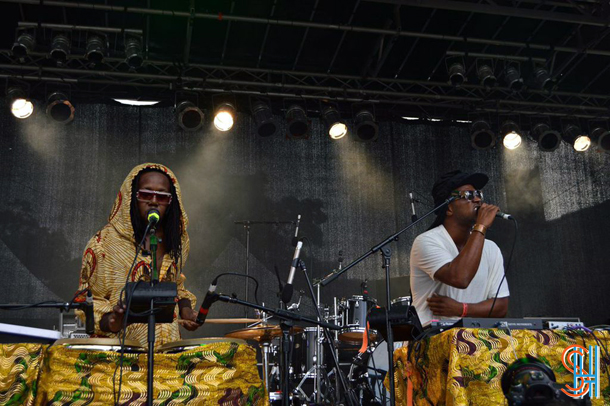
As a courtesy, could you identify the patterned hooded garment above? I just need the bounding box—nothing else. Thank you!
[77,163,197,349]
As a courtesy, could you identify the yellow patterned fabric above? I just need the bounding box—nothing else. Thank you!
[0,344,45,406]
[0,342,267,406]
[388,328,610,406]
[77,163,197,350]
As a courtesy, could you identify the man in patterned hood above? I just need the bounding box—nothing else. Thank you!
[78,163,200,349]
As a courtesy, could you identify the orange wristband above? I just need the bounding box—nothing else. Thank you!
[461,303,468,318]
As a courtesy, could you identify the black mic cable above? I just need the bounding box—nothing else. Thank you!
[487,216,518,317]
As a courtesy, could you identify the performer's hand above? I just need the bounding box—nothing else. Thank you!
[178,307,201,331]
[108,303,127,333]
[427,294,462,317]
[476,203,500,228]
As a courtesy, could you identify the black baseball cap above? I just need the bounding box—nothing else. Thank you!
[428,170,488,229]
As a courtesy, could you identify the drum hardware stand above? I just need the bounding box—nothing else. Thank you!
[234,220,294,319]
[316,196,458,406]
[213,292,341,406]
[302,260,358,406]
[0,300,95,335]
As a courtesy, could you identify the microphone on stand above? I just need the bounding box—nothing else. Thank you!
[291,214,301,246]
[409,192,417,222]
[147,209,160,232]
[281,240,303,305]
[196,279,219,325]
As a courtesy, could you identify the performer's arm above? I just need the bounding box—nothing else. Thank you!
[433,204,499,289]
[427,294,508,318]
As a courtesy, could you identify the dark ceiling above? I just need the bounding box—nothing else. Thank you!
[1,0,610,123]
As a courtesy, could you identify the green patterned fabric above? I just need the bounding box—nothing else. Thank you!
[389,328,610,406]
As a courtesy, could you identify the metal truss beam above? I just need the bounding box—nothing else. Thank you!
[3,0,610,58]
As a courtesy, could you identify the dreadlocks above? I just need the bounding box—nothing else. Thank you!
[130,168,183,265]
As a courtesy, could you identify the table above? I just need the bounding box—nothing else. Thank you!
[0,341,268,405]
[389,328,610,406]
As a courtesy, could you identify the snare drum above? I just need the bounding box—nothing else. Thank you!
[338,295,378,344]
[157,338,247,353]
[53,338,145,353]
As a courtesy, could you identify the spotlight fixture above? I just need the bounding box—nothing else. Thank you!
[85,35,105,64]
[448,62,466,87]
[286,104,309,138]
[477,64,497,88]
[563,124,591,152]
[7,87,34,119]
[46,92,75,124]
[125,36,143,69]
[354,109,378,142]
[50,34,70,62]
[534,67,555,92]
[251,100,277,137]
[11,31,35,57]
[176,101,204,131]
[500,120,522,150]
[531,123,561,152]
[470,119,496,150]
[504,65,523,92]
[591,127,610,154]
[213,102,235,132]
[322,105,347,140]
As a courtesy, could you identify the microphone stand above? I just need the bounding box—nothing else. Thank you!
[298,259,358,406]
[0,301,95,334]
[315,197,458,406]
[147,227,158,406]
[234,220,294,317]
[213,293,340,406]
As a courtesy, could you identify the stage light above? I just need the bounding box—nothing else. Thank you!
[534,67,554,91]
[46,92,75,124]
[125,37,143,69]
[477,64,496,88]
[286,104,309,138]
[11,32,35,57]
[448,62,466,87]
[500,120,522,150]
[86,35,105,64]
[354,109,378,142]
[470,119,496,150]
[251,100,277,137]
[113,99,160,106]
[7,87,34,119]
[322,105,347,140]
[176,101,204,131]
[531,123,561,152]
[591,127,610,154]
[563,124,591,152]
[213,102,235,132]
[50,34,70,62]
[504,66,523,91]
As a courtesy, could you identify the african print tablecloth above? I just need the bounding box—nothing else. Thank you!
[0,341,268,406]
[389,328,610,406]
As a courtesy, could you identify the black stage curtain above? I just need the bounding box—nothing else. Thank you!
[0,104,608,338]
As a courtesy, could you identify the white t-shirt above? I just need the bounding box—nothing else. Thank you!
[410,225,510,326]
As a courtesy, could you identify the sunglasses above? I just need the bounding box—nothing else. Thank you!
[136,189,173,205]
[450,190,484,201]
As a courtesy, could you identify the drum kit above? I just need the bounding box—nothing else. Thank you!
[220,293,413,405]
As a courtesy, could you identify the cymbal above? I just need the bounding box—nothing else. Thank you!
[225,325,304,342]
[204,318,262,324]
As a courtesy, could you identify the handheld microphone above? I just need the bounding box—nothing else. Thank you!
[196,280,219,325]
[281,240,303,304]
[496,211,514,220]
[409,192,417,222]
[84,290,94,335]
[291,214,301,246]
[147,209,160,228]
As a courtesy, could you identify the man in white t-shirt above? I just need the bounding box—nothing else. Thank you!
[410,170,510,327]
